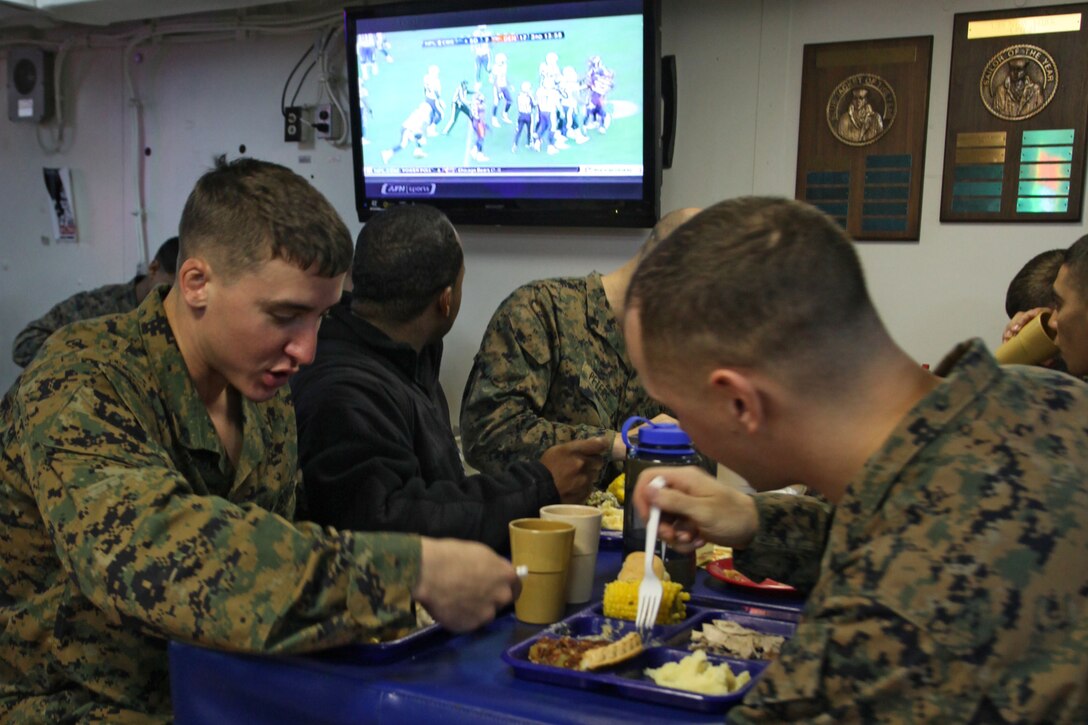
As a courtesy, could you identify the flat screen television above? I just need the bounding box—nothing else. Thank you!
[343,0,662,227]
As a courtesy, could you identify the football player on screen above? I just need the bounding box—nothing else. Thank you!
[443,80,473,136]
[585,55,615,133]
[512,81,535,153]
[357,33,378,81]
[534,81,561,155]
[557,66,588,146]
[539,51,562,91]
[472,25,492,84]
[378,32,393,63]
[381,102,432,164]
[467,90,490,163]
[423,65,444,137]
[489,53,513,128]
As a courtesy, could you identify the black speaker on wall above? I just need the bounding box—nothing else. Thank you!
[7,47,55,123]
[661,54,677,170]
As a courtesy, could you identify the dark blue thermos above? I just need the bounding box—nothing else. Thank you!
[620,416,698,587]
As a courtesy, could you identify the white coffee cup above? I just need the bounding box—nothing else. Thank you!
[539,504,602,604]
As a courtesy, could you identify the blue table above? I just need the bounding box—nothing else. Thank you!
[171,548,805,724]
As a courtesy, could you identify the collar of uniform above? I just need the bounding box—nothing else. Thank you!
[329,298,440,389]
[137,287,275,468]
[585,271,628,362]
[126,274,143,307]
[839,338,1001,519]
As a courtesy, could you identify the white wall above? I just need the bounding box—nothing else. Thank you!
[1,0,1085,415]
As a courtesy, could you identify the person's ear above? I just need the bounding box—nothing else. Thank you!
[177,257,213,310]
[707,368,764,434]
[437,286,453,318]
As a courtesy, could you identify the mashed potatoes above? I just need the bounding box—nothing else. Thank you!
[600,505,623,531]
[643,649,751,695]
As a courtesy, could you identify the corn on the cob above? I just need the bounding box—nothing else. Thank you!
[602,578,689,624]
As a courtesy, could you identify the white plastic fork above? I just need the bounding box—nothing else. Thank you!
[634,476,667,637]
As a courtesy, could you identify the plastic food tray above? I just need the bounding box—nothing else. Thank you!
[706,557,800,594]
[599,528,623,548]
[325,622,446,665]
[502,602,797,712]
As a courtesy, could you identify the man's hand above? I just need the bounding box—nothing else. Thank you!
[412,538,520,633]
[632,466,759,552]
[610,413,679,460]
[540,436,608,503]
[1003,306,1049,343]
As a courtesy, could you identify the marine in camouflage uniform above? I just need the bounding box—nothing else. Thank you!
[11,277,140,367]
[0,288,419,721]
[728,340,1088,722]
[459,272,666,479]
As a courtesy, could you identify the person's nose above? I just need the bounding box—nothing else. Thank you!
[1048,312,1059,339]
[285,322,319,366]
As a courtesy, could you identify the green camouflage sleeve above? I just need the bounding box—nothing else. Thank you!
[729,606,980,723]
[732,493,831,591]
[14,360,419,653]
[730,493,981,723]
[733,346,1088,722]
[12,283,135,367]
[460,286,613,475]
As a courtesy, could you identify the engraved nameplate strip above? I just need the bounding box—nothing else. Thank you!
[967,13,1082,40]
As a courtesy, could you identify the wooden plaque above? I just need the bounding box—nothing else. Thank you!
[795,36,933,242]
[940,4,1088,222]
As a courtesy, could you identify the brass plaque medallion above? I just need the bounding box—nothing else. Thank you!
[826,73,897,146]
[979,44,1058,121]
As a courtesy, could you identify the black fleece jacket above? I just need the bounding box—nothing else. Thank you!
[291,297,558,553]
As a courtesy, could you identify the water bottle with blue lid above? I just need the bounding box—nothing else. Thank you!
[620,416,699,586]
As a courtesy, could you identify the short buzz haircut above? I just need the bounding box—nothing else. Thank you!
[627,197,880,380]
[1005,249,1064,318]
[637,207,701,260]
[1062,234,1088,297]
[351,204,463,323]
[153,237,180,276]
[177,158,352,279]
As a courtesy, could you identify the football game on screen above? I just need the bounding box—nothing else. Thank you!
[356,12,644,191]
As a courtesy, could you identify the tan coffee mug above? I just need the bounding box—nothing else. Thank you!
[995,311,1058,366]
[540,504,603,604]
[509,518,575,624]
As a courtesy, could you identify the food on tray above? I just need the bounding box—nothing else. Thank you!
[607,472,626,503]
[617,551,665,581]
[600,506,623,531]
[705,557,796,591]
[644,649,751,695]
[603,553,690,624]
[695,544,733,568]
[528,632,643,671]
[585,489,618,508]
[416,605,435,628]
[617,551,664,581]
[586,488,623,531]
[690,619,785,660]
[714,566,751,583]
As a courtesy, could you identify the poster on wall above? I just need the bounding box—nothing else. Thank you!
[42,167,77,242]
[940,4,1088,222]
[795,36,933,242]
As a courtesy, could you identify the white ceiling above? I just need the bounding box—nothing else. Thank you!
[0,0,335,28]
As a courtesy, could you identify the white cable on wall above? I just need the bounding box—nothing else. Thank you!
[4,9,344,273]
